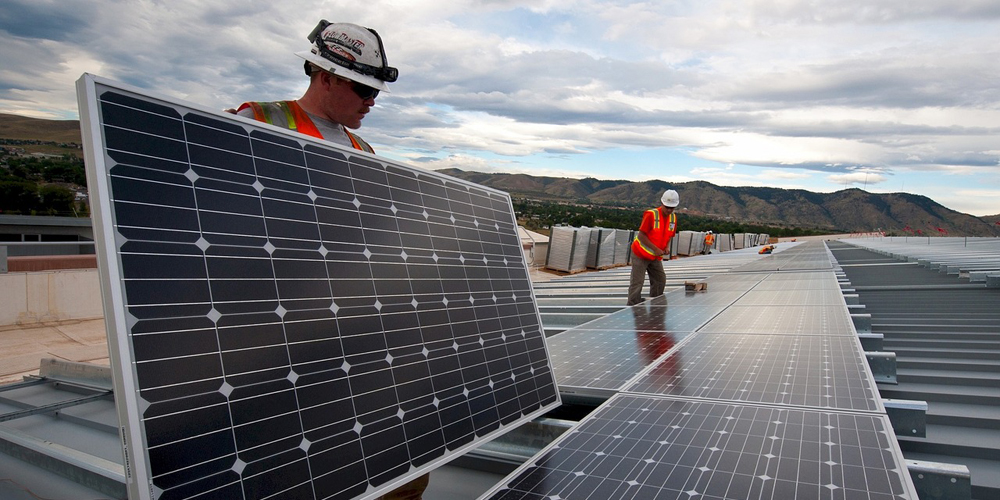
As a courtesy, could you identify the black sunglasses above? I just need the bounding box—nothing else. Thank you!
[351,81,380,100]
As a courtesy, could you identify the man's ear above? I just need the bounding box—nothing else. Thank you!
[321,71,341,90]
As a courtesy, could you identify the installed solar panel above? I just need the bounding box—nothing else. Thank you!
[733,289,846,307]
[481,394,917,500]
[750,279,843,292]
[661,289,749,307]
[77,75,559,500]
[572,300,720,333]
[623,334,881,412]
[548,327,691,400]
[698,305,856,336]
[759,271,840,282]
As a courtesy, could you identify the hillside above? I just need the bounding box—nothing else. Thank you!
[438,169,998,237]
[2,113,995,236]
[0,113,82,143]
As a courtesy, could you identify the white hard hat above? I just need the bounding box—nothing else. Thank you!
[661,189,680,207]
[296,20,398,92]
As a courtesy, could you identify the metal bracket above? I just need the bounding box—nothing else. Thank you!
[987,274,1000,288]
[857,332,883,351]
[851,313,872,333]
[842,293,859,305]
[866,351,897,384]
[883,398,926,437]
[906,460,971,500]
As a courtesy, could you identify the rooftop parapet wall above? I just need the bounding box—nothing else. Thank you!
[0,268,103,326]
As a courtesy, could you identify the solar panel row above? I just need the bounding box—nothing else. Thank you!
[484,242,916,499]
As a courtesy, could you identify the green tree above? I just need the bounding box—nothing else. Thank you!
[0,180,39,214]
[38,184,76,215]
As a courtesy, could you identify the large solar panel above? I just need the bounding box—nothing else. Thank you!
[481,394,917,500]
[623,334,881,412]
[77,74,559,500]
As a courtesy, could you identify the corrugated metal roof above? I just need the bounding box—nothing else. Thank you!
[830,238,1000,500]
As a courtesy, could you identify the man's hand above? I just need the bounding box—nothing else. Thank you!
[636,231,665,257]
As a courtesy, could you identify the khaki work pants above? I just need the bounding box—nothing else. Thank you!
[628,254,665,306]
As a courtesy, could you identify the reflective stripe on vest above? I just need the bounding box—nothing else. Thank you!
[631,208,676,260]
[236,100,373,153]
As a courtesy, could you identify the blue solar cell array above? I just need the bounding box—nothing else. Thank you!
[485,241,916,499]
[78,75,560,500]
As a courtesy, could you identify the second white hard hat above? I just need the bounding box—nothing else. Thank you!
[661,189,680,207]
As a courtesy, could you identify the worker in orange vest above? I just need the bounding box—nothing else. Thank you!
[703,231,715,254]
[235,20,398,154]
[628,190,679,306]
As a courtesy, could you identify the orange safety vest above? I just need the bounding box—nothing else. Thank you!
[705,234,715,246]
[631,207,677,261]
[236,100,374,153]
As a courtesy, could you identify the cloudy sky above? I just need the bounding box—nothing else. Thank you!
[2,0,998,216]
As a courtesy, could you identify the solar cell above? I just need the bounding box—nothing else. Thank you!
[623,334,881,411]
[481,394,917,500]
[78,75,559,500]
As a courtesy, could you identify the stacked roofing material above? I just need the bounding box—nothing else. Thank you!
[585,228,618,269]
[550,225,771,273]
[718,233,733,252]
[546,226,593,273]
[612,229,633,266]
[675,230,710,256]
[704,233,770,253]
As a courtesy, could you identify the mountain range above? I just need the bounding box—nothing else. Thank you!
[2,113,997,236]
[438,169,1000,237]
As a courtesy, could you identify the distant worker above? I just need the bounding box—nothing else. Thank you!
[627,190,679,306]
[235,20,398,153]
[235,21,427,500]
[703,231,715,254]
[759,244,775,255]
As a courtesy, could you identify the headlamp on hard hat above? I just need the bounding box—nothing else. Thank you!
[307,19,398,83]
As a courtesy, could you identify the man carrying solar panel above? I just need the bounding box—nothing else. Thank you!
[234,20,428,500]
[235,20,397,155]
[627,189,680,306]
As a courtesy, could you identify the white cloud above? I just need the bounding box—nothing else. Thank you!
[935,189,1000,217]
[827,172,888,186]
